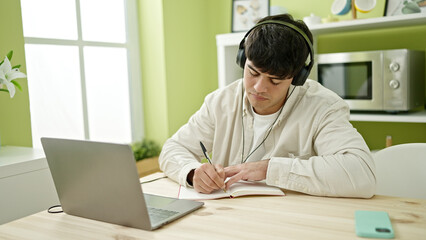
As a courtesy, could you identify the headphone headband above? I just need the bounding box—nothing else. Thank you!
[236,19,314,86]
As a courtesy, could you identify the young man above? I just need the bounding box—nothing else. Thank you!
[159,14,376,198]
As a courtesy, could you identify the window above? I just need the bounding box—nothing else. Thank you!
[20,0,143,148]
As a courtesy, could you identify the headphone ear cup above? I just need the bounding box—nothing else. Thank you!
[291,66,308,86]
[236,48,246,69]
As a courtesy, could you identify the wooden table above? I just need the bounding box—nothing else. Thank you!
[1,172,425,239]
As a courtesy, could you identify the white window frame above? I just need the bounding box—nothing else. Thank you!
[22,0,144,144]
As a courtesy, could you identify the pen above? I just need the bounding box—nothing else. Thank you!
[199,141,213,164]
[199,141,227,193]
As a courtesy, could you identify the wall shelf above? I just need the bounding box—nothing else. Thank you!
[309,13,426,34]
[216,13,426,124]
[217,13,426,46]
[350,110,426,123]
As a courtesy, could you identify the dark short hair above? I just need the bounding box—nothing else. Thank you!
[245,14,313,79]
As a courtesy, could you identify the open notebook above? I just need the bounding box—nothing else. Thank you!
[179,180,285,200]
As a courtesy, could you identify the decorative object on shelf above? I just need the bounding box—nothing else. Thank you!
[131,139,161,161]
[385,135,392,147]
[0,50,26,98]
[322,15,340,23]
[303,13,322,27]
[385,0,426,16]
[331,0,352,15]
[355,0,377,13]
[232,0,270,32]
[331,0,377,19]
[131,139,161,177]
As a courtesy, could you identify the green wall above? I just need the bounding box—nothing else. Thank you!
[138,0,169,144]
[162,0,222,134]
[0,0,32,147]
[139,0,231,144]
[352,122,426,149]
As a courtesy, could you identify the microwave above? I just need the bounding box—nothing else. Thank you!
[316,49,424,112]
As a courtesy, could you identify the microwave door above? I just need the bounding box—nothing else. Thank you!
[317,51,383,111]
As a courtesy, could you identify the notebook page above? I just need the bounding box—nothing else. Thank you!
[178,181,284,200]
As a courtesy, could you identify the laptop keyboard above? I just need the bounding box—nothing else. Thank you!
[148,207,179,223]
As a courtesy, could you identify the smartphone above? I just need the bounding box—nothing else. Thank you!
[355,210,394,239]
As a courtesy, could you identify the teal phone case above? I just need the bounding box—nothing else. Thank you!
[355,210,394,239]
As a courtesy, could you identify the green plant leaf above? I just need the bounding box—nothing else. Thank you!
[131,139,161,161]
[12,64,21,69]
[6,50,13,61]
[0,89,10,93]
[11,80,22,91]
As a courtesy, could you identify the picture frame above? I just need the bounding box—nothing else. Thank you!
[232,0,270,32]
[384,0,426,16]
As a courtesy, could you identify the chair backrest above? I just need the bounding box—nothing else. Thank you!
[374,143,426,199]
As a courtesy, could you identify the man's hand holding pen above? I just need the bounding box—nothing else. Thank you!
[188,160,270,194]
[190,141,227,194]
[192,141,269,194]
[189,163,226,194]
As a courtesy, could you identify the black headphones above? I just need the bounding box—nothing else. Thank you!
[236,20,314,86]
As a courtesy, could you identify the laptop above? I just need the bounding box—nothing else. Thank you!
[41,137,204,231]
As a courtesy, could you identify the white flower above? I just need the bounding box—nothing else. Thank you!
[0,56,26,98]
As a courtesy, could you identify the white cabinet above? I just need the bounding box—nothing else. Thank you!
[215,13,426,123]
[0,146,59,224]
